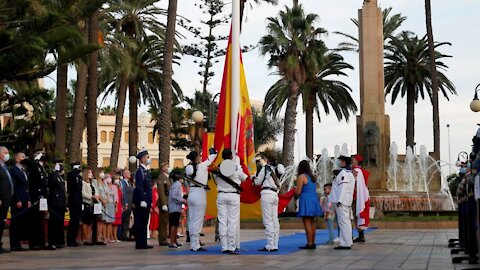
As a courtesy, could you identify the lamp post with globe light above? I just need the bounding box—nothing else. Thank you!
[470,84,480,112]
[192,111,205,153]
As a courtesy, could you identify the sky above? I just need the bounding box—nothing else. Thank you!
[45,0,480,173]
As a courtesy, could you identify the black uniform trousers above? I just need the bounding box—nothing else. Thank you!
[0,204,9,248]
[119,208,132,240]
[48,206,66,246]
[66,206,82,245]
[9,205,29,248]
[29,205,46,248]
[133,206,150,248]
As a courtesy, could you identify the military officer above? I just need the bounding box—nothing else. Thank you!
[66,162,83,247]
[48,158,67,249]
[132,149,153,249]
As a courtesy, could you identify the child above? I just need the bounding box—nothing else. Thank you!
[321,183,335,244]
[168,173,187,248]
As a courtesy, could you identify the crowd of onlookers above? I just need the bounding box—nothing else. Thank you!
[0,146,191,253]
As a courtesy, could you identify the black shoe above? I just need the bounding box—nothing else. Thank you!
[175,242,183,247]
[258,247,270,252]
[222,250,232,254]
[0,247,10,254]
[353,237,365,243]
[299,244,316,250]
[270,249,278,252]
[44,245,56,250]
[334,246,352,250]
[158,242,169,246]
[199,233,205,237]
[136,245,154,249]
[83,242,94,246]
[200,241,205,247]
[11,246,28,252]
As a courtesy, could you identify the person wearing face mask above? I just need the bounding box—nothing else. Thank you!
[9,152,31,252]
[185,149,217,252]
[28,151,51,250]
[156,162,171,246]
[81,169,97,245]
[47,158,67,249]
[105,174,117,242]
[93,170,108,245]
[132,149,153,249]
[113,171,123,242]
[0,146,13,253]
[66,162,83,247]
[119,169,134,241]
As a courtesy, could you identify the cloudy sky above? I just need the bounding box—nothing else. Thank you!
[46,0,479,172]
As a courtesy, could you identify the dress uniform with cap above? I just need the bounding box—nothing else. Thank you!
[214,149,247,254]
[132,149,153,249]
[48,159,66,248]
[331,154,355,250]
[28,153,50,250]
[66,162,83,246]
[185,150,216,251]
[254,157,285,252]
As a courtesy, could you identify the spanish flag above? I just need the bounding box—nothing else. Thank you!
[205,29,263,219]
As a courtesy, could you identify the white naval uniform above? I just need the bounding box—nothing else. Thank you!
[185,154,216,251]
[254,164,285,250]
[215,161,247,252]
[331,168,355,248]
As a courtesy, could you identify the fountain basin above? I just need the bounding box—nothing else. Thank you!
[370,190,454,213]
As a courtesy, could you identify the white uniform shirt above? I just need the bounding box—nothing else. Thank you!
[185,154,217,186]
[331,169,355,206]
[215,161,248,193]
[254,164,285,194]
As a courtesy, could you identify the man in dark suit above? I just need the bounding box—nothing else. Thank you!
[28,152,51,250]
[119,169,134,241]
[9,152,30,251]
[66,162,83,247]
[48,158,66,249]
[132,149,153,249]
[0,146,14,254]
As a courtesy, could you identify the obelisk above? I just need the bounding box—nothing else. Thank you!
[356,0,390,190]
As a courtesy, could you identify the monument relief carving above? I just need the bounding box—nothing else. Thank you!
[364,122,379,167]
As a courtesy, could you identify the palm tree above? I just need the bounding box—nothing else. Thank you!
[158,0,178,165]
[259,5,325,165]
[384,32,455,150]
[264,51,357,159]
[334,7,406,52]
[86,11,100,172]
[240,0,278,30]
[252,108,283,151]
[104,0,180,170]
[425,0,441,161]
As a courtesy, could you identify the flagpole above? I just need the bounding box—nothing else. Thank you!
[231,0,241,158]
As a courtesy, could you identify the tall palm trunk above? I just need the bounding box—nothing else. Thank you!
[129,83,139,172]
[425,0,440,161]
[109,73,128,169]
[406,87,415,150]
[55,62,68,159]
[293,0,299,7]
[158,0,178,165]
[68,25,88,164]
[305,89,314,160]
[86,12,100,172]
[282,81,299,166]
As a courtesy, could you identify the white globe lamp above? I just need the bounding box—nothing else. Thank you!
[192,111,204,124]
[128,156,137,164]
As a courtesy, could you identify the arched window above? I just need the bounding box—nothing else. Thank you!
[148,132,154,144]
[124,131,129,144]
[109,131,114,142]
[100,131,107,143]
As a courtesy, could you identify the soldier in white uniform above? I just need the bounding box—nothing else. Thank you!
[331,155,355,250]
[213,149,247,254]
[254,154,285,252]
[185,149,217,251]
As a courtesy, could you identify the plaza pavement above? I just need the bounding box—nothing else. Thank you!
[0,228,475,270]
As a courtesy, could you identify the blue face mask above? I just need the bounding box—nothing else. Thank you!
[459,167,467,174]
[467,162,471,169]
[335,160,341,167]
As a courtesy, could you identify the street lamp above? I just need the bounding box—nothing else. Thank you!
[192,111,205,153]
[470,84,480,112]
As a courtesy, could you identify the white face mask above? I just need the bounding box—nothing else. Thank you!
[106,178,112,184]
[3,153,10,162]
[167,168,172,174]
[146,158,152,165]
[99,172,106,179]
[114,179,120,185]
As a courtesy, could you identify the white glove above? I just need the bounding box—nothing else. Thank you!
[140,201,147,208]
[161,205,168,212]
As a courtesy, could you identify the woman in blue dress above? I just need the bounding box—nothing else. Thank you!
[295,160,322,249]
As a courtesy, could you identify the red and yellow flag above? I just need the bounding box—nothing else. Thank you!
[204,30,262,219]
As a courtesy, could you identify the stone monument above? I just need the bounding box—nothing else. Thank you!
[356,0,390,190]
